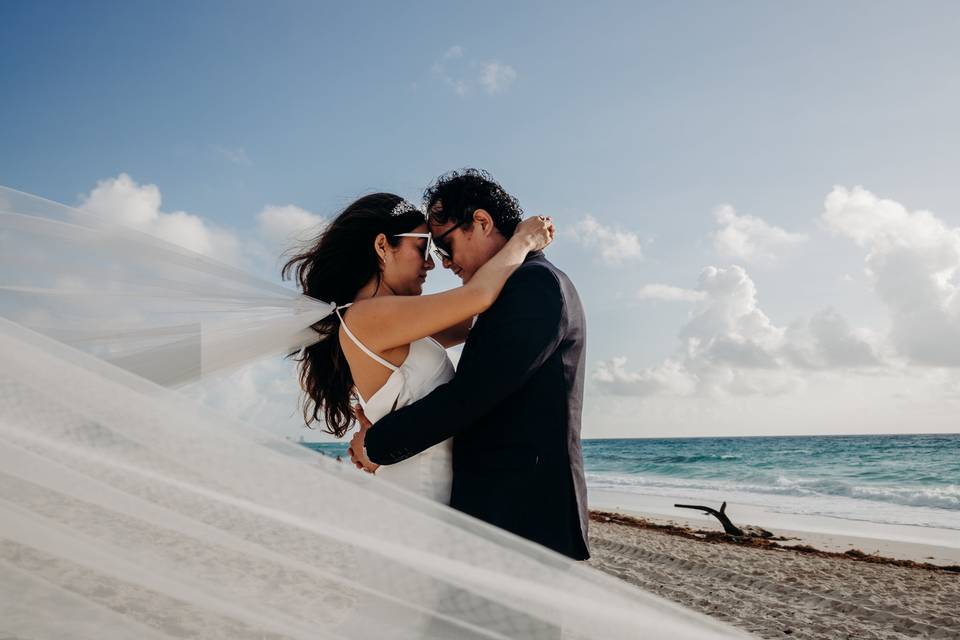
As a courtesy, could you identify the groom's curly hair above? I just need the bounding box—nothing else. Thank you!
[423,168,523,237]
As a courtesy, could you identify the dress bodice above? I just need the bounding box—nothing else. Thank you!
[357,336,453,423]
[353,334,455,503]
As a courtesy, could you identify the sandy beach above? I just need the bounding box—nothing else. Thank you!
[588,509,960,639]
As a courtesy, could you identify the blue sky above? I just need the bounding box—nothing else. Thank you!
[4,1,960,437]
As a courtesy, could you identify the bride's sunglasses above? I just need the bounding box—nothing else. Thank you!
[393,232,439,262]
[395,220,469,262]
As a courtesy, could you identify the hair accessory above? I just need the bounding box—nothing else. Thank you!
[390,199,425,219]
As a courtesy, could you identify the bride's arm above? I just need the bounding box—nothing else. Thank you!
[346,217,553,353]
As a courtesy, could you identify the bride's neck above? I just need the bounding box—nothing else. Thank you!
[353,276,395,302]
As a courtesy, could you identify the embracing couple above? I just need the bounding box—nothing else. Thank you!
[285,169,589,561]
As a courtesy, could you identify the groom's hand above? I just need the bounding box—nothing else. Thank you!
[347,405,380,474]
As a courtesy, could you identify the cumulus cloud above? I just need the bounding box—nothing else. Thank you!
[569,215,643,265]
[782,309,884,370]
[807,309,883,368]
[680,266,784,368]
[594,265,883,398]
[823,186,960,366]
[257,204,326,251]
[712,204,807,264]
[593,357,697,396]
[79,173,243,265]
[479,62,517,94]
[77,173,327,278]
[637,284,706,302]
[183,356,313,439]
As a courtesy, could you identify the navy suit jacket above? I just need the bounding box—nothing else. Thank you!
[365,252,590,560]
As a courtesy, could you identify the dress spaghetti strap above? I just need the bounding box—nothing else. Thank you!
[334,304,399,372]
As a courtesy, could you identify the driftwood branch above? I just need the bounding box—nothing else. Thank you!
[674,501,775,538]
[674,501,744,536]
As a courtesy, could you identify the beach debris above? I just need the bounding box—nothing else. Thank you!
[590,511,960,573]
[673,501,775,539]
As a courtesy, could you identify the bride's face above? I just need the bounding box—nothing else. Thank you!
[382,223,435,296]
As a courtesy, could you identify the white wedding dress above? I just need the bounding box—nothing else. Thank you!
[337,304,455,503]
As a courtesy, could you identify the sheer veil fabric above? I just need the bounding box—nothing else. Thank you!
[0,186,745,638]
[0,186,333,387]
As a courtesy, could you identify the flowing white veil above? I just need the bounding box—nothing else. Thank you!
[0,186,332,386]
[0,186,744,638]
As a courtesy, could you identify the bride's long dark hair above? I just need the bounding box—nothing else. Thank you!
[282,193,426,437]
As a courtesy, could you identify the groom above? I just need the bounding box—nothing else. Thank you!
[350,169,589,561]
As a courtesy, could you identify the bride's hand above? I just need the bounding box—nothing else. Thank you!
[348,405,379,474]
[513,215,555,253]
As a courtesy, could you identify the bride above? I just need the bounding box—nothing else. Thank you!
[282,193,554,503]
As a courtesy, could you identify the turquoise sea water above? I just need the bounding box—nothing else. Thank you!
[303,433,960,530]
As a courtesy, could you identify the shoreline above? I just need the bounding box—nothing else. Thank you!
[588,510,960,574]
[589,487,960,566]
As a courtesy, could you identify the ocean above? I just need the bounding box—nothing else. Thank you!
[302,433,960,531]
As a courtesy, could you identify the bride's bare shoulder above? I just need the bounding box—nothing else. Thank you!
[340,295,401,332]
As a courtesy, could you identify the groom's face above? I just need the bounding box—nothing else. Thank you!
[428,218,473,282]
[428,205,500,284]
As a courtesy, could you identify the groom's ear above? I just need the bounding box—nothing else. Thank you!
[473,209,496,236]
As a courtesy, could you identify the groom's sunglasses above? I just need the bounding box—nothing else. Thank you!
[430,220,471,262]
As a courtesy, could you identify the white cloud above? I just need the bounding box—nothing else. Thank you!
[594,265,883,399]
[569,215,643,265]
[821,185,950,250]
[77,173,327,279]
[783,308,884,369]
[593,357,697,396]
[823,185,960,366]
[636,284,706,302]
[712,204,807,264]
[79,173,243,266]
[431,46,470,97]
[257,204,326,251]
[807,308,884,368]
[479,62,517,94]
[679,265,784,370]
[430,48,516,97]
[182,356,318,439]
